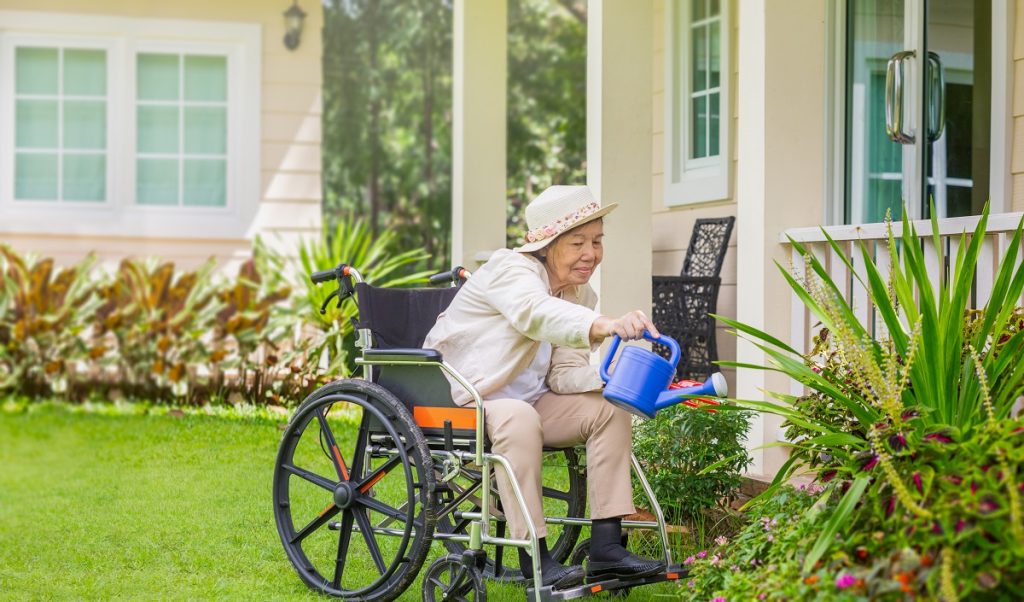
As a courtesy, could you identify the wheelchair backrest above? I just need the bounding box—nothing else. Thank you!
[352,282,475,440]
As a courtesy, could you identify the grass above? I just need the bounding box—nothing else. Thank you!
[0,402,685,601]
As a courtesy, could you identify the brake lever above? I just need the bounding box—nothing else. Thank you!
[319,289,340,315]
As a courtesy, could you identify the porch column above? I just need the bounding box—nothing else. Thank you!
[451,0,507,267]
[587,0,653,319]
[736,0,826,478]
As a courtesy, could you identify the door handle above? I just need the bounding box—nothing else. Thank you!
[926,51,945,142]
[885,50,915,144]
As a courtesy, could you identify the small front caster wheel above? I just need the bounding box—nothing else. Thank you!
[422,554,486,602]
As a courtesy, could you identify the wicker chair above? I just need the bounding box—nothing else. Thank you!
[651,216,735,380]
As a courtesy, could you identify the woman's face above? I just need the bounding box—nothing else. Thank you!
[542,219,604,293]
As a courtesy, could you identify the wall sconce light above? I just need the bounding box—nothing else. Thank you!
[283,0,307,51]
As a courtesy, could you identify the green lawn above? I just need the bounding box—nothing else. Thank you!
[0,403,681,600]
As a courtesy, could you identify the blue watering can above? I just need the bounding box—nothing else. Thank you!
[600,331,728,419]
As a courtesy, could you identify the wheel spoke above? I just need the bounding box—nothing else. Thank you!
[316,407,351,481]
[290,503,340,544]
[349,414,371,478]
[352,507,387,574]
[542,486,572,502]
[282,463,336,492]
[355,443,413,492]
[358,495,410,523]
[332,510,355,588]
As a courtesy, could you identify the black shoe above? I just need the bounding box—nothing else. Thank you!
[527,563,585,589]
[586,552,665,580]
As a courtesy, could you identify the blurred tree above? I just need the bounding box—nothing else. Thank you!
[320,0,586,265]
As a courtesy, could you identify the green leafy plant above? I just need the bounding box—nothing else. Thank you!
[93,258,222,400]
[0,245,101,396]
[632,404,754,523]
[292,215,432,380]
[713,206,1024,598]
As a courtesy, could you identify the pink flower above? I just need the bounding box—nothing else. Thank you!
[712,598,727,602]
[710,554,721,566]
[758,594,767,601]
[888,432,908,451]
[687,581,695,589]
[835,574,857,589]
[714,535,728,547]
[697,550,707,559]
[859,454,879,472]
[683,556,696,565]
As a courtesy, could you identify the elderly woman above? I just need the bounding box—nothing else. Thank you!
[423,185,665,588]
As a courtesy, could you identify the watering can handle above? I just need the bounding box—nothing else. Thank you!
[599,331,681,383]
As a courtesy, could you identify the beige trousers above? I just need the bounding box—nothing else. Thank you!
[484,390,636,540]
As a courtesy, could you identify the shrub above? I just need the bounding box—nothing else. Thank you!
[716,206,1024,598]
[0,246,101,396]
[632,403,754,523]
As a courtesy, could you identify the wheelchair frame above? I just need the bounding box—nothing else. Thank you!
[274,264,685,601]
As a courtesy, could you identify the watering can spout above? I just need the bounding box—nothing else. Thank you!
[654,373,728,411]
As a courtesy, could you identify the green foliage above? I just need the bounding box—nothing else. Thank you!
[0,245,101,395]
[713,206,1024,597]
[294,216,432,379]
[632,404,754,522]
[506,0,587,247]
[321,0,589,256]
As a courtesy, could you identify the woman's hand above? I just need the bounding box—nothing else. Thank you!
[589,310,660,344]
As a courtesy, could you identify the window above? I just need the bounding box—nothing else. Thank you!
[14,46,108,202]
[0,12,260,239]
[664,0,730,206]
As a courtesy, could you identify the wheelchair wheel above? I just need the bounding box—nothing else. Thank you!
[422,554,486,602]
[435,448,586,582]
[273,379,436,600]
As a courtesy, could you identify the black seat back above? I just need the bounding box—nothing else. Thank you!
[352,282,459,349]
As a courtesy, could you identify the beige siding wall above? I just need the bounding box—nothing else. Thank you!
[651,0,738,389]
[0,0,322,271]
[1013,0,1024,210]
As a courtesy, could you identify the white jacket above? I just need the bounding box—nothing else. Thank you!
[423,249,604,406]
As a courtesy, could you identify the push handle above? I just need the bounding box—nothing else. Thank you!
[599,331,681,383]
[428,265,469,286]
[885,50,916,144]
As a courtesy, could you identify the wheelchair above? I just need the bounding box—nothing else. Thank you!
[272,263,686,601]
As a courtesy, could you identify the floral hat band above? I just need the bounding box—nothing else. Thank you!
[512,185,618,253]
[524,201,601,243]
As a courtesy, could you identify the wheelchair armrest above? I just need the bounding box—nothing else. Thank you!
[360,348,443,363]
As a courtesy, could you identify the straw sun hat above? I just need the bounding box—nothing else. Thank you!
[512,185,618,253]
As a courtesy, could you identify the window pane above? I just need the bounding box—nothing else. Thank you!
[137,158,179,205]
[63,154,106,202]
[63,49,106,97]
[184,107,227,154]
[709,92,720,156]
[138,54,180,101]
[15,100,58,149]
[14,153,58,200]
[184,55,227,102]
[709,0,720,17]
[63,101,106,150]
[183,159,226,207]
[710,20,720,89]
[691,95,707,159]
[15,47,58,95]
[692,25,708,92]
[693,0,706,21]
[137,106,179,153]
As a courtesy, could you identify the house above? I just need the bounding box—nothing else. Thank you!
[0,1,323,270]
[448,0,1024,481]
[4,0,1022,482]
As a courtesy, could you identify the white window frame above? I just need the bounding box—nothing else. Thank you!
[664,0,731,207]
[0,11,261,239]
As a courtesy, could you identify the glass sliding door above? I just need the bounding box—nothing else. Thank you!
[844,0,992,224]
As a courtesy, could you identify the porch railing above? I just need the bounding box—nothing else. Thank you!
[779,212,1024,389]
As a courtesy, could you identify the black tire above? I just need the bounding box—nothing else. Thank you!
[422,554,486,602]
[273,379,436,600]
[435,448,586,582]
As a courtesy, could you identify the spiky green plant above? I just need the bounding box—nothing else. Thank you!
[715,205,1024,574]
[291,215,433,379]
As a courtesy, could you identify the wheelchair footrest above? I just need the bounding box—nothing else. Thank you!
[525,565,687,601]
